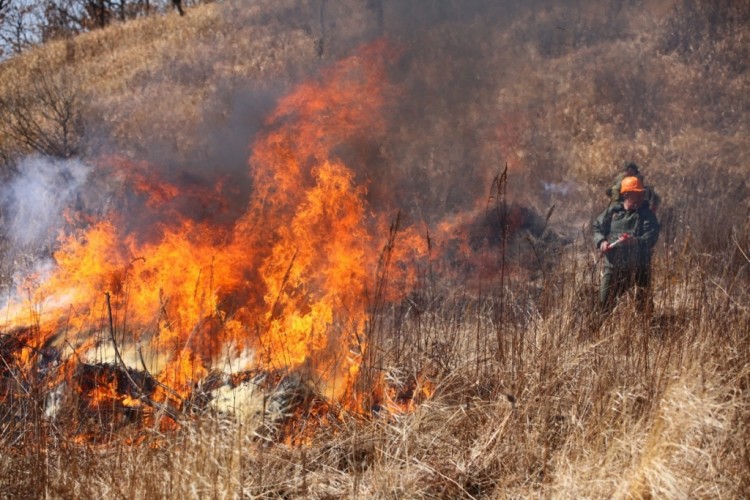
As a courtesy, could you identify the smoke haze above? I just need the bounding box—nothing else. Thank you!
[1,156,90,251]
[1,0,748,286]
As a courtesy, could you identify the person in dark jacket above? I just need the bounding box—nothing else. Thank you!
[593,176,660,312]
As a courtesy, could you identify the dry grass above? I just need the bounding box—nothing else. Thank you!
[1,239,748,498]
[1,0,749,498]
[0,0,320,162]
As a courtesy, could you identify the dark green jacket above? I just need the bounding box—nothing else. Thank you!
[593,202,660,268]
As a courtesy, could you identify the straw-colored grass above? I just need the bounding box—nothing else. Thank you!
[1,0,748,498]
[2,242,748,498]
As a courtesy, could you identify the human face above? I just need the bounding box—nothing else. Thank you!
[622,191,644,209]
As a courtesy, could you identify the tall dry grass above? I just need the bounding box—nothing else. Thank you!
[1,219,748,498]
[0,0,748,497]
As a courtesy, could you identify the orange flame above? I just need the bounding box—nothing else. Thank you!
[2,40,421,421]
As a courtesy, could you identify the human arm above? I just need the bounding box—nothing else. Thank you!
[593,207,612,252]
[636,209,660,250]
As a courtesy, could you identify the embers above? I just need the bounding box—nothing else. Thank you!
[73,362,157,410]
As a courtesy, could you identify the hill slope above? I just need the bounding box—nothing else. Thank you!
[0,0,749,498]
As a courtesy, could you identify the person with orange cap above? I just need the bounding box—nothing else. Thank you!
[593,176,660,313]
[606,162,661,211]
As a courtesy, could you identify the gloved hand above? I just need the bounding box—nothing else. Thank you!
[617,233,636,246]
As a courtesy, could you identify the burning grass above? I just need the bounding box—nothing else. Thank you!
[0,0,749,497]
[1,236,749,498]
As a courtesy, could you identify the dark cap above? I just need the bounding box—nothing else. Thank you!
[623,162,640,174]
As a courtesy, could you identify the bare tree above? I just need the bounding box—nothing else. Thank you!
[317,0,327,57]
[366,0,384,36]
[0,0,10,29]
[0,68,85,159]
[2,0,186,56]
[41,0,86,41]
[84,0,113,29]
[0,1,39,56]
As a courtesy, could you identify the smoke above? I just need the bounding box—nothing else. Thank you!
[1,155,90,253]
[76,0,565,235]
[0,0,745,424]
[3,0,742,269]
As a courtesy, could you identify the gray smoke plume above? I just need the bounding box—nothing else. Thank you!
[1,155,90,253]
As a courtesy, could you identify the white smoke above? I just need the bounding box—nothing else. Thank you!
[1,155,91,252]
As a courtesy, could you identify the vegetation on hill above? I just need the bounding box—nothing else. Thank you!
[0,0,748,497]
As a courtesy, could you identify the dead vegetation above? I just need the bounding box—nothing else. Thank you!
[0,0,748,498]
[1,237,748,498]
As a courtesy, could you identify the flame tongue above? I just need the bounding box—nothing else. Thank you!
[259,161,368,384]
[2,41,407,420]
[227,40,401,401]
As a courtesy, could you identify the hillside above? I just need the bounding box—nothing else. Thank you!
[0,0,749,497]
[1,1,748,220]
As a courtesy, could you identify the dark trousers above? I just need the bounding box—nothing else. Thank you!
[599,265,652,313]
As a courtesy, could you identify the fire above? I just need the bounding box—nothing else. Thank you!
[1,40,437,437]
[370,369,437,416]
[257,161,368,374]
[228,39,404,401]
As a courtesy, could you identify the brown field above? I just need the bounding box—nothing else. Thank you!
[0,0,748,498]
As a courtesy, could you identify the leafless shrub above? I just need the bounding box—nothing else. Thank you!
[661,0,750,75]
[0,67,85,159]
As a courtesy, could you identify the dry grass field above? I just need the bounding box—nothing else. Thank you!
[0,0,748,498]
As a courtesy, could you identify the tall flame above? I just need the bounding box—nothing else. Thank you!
[2,40,409,411]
